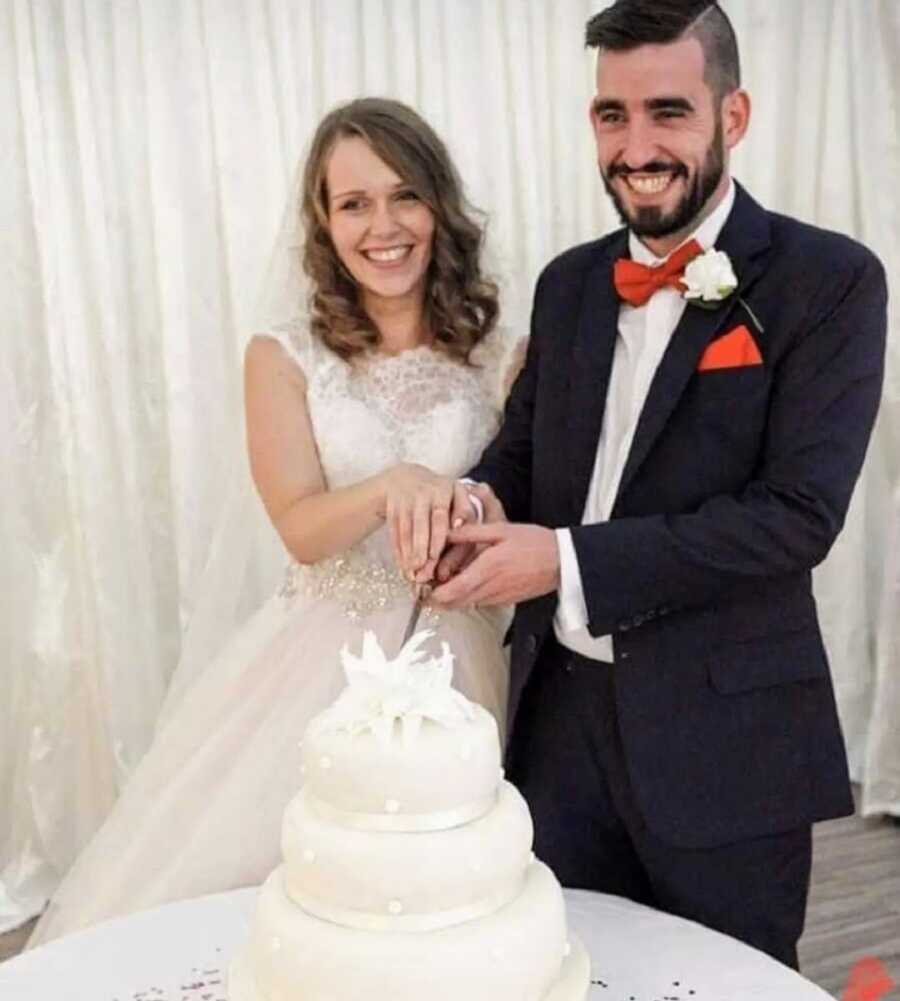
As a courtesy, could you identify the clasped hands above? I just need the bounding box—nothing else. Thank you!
[380,464,560,609]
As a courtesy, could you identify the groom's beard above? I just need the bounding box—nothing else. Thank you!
[602,119,725,238]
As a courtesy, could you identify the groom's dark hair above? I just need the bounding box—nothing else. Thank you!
[585,1,740,103]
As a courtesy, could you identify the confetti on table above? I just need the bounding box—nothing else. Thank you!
[117,957,227,1001]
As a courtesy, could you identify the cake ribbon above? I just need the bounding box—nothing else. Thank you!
[304,790,497,832]
[284,870,526,933]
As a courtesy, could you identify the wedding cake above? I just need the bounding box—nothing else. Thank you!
[229,631,590,1001]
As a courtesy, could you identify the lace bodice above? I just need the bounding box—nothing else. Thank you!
[264,322,521,618]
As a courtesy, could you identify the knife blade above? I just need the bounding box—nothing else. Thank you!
[400,582,432,650]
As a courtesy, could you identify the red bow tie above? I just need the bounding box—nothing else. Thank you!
[613,238,703,307]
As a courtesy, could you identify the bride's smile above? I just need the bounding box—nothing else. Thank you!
[327,136,435,311]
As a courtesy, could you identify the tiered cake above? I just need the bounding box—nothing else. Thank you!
[229,631,590,1001]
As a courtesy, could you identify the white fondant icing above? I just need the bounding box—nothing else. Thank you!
[283,783,532,923]
[544,936,591,1001]
[229,941,590,1001]
[301,704,501,821]
[302,789,497,833]
[244,862,573,1001]
[286,874,525,934]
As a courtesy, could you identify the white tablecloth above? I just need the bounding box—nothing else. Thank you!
[0,887,835,1001]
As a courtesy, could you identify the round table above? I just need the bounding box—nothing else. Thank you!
[0,887,834,1000]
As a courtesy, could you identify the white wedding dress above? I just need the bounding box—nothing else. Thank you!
[28,321,517,947]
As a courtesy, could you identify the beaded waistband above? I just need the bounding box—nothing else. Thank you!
[277,554,440,624]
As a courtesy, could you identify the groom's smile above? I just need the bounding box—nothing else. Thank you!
[622,172,679,195]
[610,160,690,203]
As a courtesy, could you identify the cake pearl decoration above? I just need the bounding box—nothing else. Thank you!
[469,859,483,874]
[563,941,572,957]
[384,798,400,814]
[302,848,316,863]
[491,946,504,961]
[270,936,282,953]
[319,755,332,770]
[387,899,404,915]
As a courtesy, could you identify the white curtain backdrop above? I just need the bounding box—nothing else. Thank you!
[2,0,898,933]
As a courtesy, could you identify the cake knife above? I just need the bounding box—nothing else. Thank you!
[400,582,432,649]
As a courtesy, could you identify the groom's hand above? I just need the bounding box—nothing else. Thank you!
[432,483,507,585]
[429,522,560,608]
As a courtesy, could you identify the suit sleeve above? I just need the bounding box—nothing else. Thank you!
[571,249,888,637]
[466,272,546,523]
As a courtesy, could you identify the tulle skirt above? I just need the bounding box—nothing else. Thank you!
[27,589,509,947]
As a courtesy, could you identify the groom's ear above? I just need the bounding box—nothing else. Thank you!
[721,89,751,151]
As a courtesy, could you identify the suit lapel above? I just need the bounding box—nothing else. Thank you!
[613,184,772,506]
[568,231,627,521]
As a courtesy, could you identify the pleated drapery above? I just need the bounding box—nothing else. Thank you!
[2,0,898,933]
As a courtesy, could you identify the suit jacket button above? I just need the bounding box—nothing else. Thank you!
[619,650,631,661]
[527,633,538,653]
[618,621,631,632]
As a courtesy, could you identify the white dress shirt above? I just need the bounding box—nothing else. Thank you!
[554,181,736,662]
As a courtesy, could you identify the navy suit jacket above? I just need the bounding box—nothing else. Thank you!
[469,183,887,849]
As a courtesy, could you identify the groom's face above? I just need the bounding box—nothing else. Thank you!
[589,36,732,242]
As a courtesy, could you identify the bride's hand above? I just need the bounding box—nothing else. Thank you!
[411,480,483,584]
[379,464,459,581]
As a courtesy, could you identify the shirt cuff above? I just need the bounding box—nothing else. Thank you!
[555,528,589,632]
[458,479,484,523]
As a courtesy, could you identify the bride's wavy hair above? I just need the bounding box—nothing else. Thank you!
[301,97,499,362]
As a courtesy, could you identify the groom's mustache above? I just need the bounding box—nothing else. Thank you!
[607,161,689,179]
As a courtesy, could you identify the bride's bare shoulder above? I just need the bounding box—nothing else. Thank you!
[245,332,308,389]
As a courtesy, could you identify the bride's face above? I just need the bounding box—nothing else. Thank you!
[326,136,435,310]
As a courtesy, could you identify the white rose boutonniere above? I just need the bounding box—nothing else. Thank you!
[681,248,738,309]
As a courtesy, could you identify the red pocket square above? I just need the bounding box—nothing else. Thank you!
[697,325,763,371]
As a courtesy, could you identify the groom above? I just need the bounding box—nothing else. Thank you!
[429,0,887,970]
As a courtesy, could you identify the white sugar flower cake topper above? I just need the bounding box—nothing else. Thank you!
[312,631,475,746]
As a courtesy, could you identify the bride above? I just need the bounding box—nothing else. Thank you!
[28,97,522,946]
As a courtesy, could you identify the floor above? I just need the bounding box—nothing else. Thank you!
[2,802,899,997]
[798,807,900,997]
